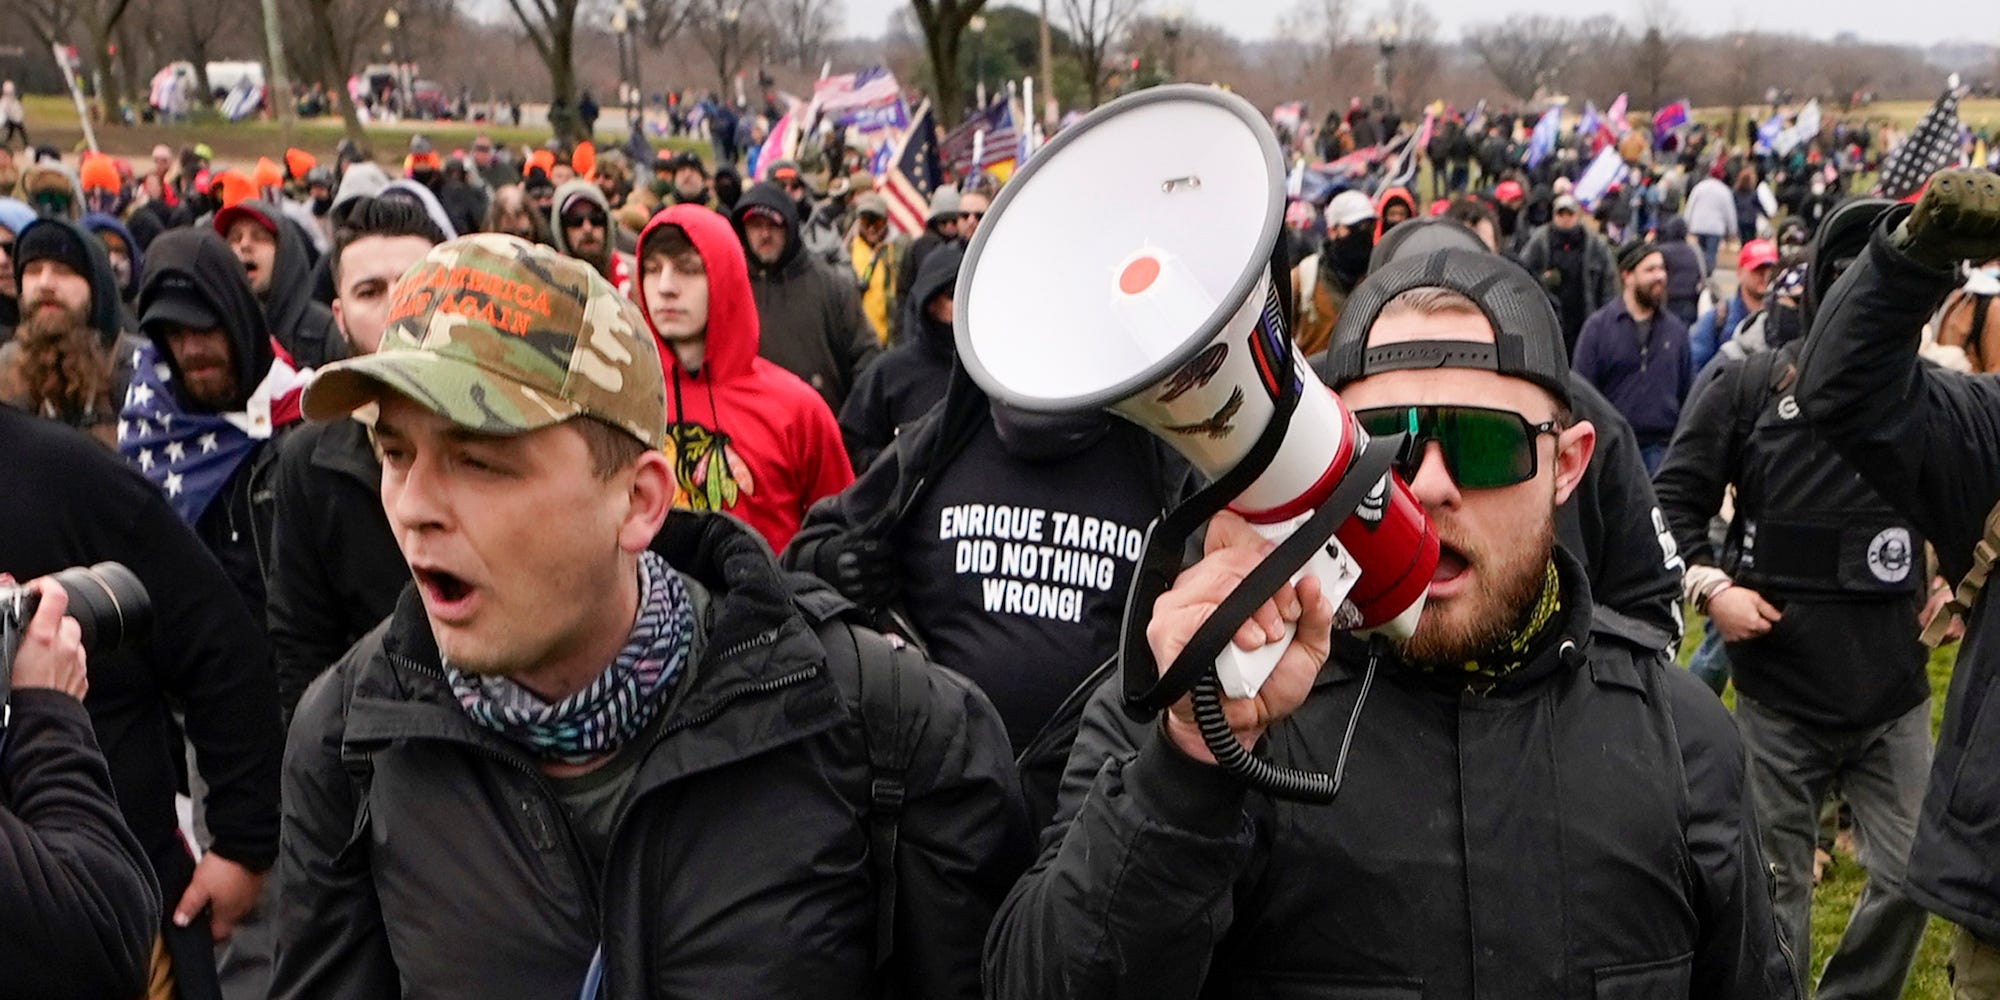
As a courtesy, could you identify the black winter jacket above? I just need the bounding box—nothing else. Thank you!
[732,183,881,411]
[0,690,160,999]
[984,553,1795,1000]
[1794,212,2000,943]
[137,227,293,630]
[0,406,281,939]
[273,511,1030,999]
[836,244,960,471]
[1655,343,1929,730]
[266,417,406,721]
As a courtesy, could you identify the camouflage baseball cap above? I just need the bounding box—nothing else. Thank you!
[303,233,666,448]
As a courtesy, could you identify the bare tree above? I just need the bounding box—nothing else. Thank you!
[1061,0,1147,108]
[1720,30,1768,146]
[688,0,774,98]
[769,0,841,70]
[0,0,78,59]
[287,0,407,156]
[1628,0,1681,111]
[638,0,699,48]
[908,0,988,127]
[161,0,234,106]
[1463,15,1574,102]
[502,0,588,139]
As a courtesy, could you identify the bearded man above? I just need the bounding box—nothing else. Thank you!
[985,249,1794,1000]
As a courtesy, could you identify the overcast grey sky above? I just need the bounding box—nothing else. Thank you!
[842,0,2000,47]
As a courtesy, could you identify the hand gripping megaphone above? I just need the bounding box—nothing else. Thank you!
[955,85,1438,802]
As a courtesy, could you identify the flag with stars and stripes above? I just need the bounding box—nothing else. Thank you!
[1877,86,1964,200]
[117,339,309,525]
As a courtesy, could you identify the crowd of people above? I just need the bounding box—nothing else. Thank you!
[0,76,1999,1000]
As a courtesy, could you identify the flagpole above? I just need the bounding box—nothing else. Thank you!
[1038,0,1055,129]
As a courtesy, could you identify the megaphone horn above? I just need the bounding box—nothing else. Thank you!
[956,85,1440,803]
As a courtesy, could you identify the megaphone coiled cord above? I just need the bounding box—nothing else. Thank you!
[1188,635,1382,805]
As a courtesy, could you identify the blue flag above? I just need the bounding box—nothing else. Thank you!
[1526,106,1562,169]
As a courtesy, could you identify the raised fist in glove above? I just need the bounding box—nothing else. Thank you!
[828,537,899,609]
[1892,168,2000,270]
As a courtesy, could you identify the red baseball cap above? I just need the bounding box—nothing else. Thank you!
[1738,239,1779,272]
[1493,180,1524,203]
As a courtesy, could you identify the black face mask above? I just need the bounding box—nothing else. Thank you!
[1767,301,1805,348]
[311,194,333,215]
[990,400,1113,462]
[1325,227,1374,283]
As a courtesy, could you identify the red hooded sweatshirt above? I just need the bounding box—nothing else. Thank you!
[635,204,853,551]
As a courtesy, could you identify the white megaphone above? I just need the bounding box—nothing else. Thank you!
[955,85,1439,705]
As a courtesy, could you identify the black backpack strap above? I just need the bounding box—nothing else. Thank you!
[850,624,920,984]
[785,570,928,992]
[334,659,376,866]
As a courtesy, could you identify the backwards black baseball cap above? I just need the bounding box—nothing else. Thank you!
[1315,246,1572,409]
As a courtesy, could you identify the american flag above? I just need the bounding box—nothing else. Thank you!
[882,101,942,236]
[1878,85,1965,201]
[117,339,308,525]
[813,67,904,123]
[940,97,1019,180]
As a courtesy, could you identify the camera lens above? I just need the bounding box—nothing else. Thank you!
[48,563,152,655]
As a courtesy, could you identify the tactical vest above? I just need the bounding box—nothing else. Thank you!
[1725,342,1924,599]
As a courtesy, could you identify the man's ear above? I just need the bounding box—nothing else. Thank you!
[1552,420,1596,506]
[617,449,678,554]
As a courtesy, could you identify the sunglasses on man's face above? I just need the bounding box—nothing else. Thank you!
[563,211,608,229]
[1354,405,1559,490]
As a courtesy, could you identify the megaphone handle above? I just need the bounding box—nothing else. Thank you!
[1213,522,1361,699]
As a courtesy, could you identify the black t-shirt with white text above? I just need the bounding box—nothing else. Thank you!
[898,421,1168,751]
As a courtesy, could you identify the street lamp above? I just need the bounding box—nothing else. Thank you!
[1162,9,1185,83]
[721,4,742,98]
[383,8,406,116]
[1373,19,1400,103]
[969,15,988,108]
[623,0,643,122]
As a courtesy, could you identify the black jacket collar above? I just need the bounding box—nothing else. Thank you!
[344,511,847,780]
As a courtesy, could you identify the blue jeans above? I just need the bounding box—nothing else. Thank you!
[1697,234,1723,273]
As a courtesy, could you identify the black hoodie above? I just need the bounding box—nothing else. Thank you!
[218,200,343,369]
[135,227,289,626]
[730,182,880,411]
[837,244,960,471]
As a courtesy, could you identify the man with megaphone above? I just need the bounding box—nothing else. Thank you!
[986,245,1796,1000]
[969,87,1789,999]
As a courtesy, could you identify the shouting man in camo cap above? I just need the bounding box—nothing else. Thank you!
[273,233,1029,999]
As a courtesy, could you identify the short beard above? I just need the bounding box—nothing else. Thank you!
[1399,511,1556,669]
[11,308,111,422]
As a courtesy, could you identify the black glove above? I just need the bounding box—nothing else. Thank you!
[830,537,898,609]
[1891,168,2000,270]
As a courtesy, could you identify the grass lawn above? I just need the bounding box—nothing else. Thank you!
[9,94,702,168]
[1677,611,1960,998]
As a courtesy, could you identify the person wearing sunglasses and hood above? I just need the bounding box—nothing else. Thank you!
[549,180,634,293]
[988,247,1793,1000]
[1655,198,1940,1000]
[730,181,880,412]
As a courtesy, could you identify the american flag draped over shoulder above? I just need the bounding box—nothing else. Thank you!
[117,339,309,525]
[1878,86,1964,200]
